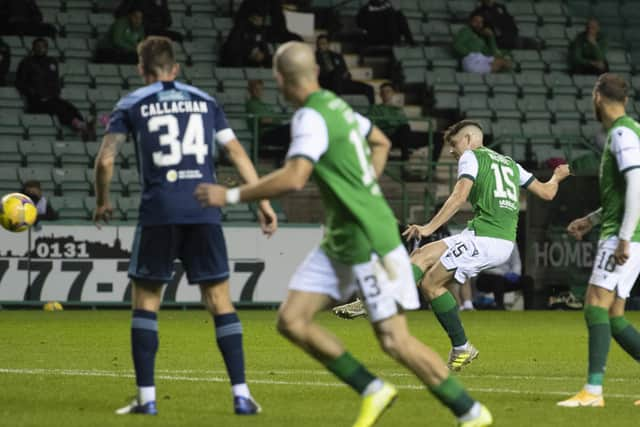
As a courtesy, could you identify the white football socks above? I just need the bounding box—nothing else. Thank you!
[138,386,156,404]
[584,384,603,395]
[453,342,470,351]
[362,378,384,397]
[232,383,251,399]
[458,402,482,422]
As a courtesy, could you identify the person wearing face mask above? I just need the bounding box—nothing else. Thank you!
[20,181,58,223]
[16,38,96,141]
[221,13,272,68]
[94,8,146,64]
[570,18,609,75]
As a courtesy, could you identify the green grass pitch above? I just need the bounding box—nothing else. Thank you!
[0,310,638,426]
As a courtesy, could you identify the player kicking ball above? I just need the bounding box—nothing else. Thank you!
[195,42,493,427]
[402,120,571,371]
[558,73,640,408]
[94,36,277,416]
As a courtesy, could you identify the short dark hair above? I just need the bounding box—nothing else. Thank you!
[32,37,47,48]
[595,73,628,103]
[380,82,393,91]
[443,119,483,143]
[137,36,176,78]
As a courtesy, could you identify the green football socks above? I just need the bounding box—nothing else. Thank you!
[431,292,468,347]
[584,305,611,386]
[610,316,640,361]
[428,375,475,417]
[325,352,377,394]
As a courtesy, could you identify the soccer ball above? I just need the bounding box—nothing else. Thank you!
[43,301,63,311]
[0,193,38,232]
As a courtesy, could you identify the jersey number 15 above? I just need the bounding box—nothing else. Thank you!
[148,114,209,167]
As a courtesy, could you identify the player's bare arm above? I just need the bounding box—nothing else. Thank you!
[567,207,601,240]
[93,132,126,227]
[194,157,314,207]
[525,164,571,201]
[222,138,278,236]
[403,177,474,240]
[367,125,391,178]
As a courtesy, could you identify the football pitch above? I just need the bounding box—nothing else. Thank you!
[1,310,638,427]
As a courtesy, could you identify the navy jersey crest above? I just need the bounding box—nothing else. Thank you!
[107,81,229,225]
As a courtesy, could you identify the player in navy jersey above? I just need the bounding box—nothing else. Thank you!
[93,36,277,416]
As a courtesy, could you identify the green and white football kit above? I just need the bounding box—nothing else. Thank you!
[286,90,420,322]
[441,147,534,284]
[589,116,640,298]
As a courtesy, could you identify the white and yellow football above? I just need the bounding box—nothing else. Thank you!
[0,193,38,232]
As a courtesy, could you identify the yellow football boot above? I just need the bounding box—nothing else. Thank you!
[557,390,605,407]
[458,404,493,427]
[352,382,398,427]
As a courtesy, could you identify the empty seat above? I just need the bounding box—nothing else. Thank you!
[0,138,23,165]
[53,141,90,167]
[424,46,458,69]
[52,167,91,195]
[537,25,569,48]
[508,3,537,23]
[118,195,140,220]
[547,96,581,121]
[18,167,54,189]
[49,195,88,220]
[489,94,519,113]
[56,38,91,60]
[512,50,544,71]
[522,120,552,138]
[88,63,123,87]
[60,60,91,86]
[0,87,25,109]
[19,140,55,165]
[544,72,578,96]
[541,50,569,73]
[0,111,25,136]
[535,2,567,25]
[0,166,19,193]
[551,121,580,137]
[458,94,488,112]
[119,169,141,195]
[21,114,57,139]
[518,95,551,120]
[492,120,523,138]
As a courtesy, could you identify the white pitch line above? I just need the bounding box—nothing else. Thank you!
[0,368,637,400]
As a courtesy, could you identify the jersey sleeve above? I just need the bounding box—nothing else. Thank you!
[516,163,535,188]
[457,150,478,181]
[354,112,372,139]
[105,107,131,135]
[286,107,329,163]
[213,103,237,146]
[610,126,640,173]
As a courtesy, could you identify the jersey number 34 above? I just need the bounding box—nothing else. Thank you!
[149,114,208,167]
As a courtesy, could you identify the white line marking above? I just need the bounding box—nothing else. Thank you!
[0,368,637,399]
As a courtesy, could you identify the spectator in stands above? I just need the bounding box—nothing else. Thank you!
[569,18,609,75]
[114,0,182,42]
[235,0,302,43]
[367,82,412,160]
[316,35,374,104]
[21,180,58,223]
[472,0,539,50]
[220,12,272,68]
[453,13,511,74]
[475,246,534,310]
[0,38,9,86]
[0,0,57,37]
[245,79,289,164]
[356,0,415,46]
[94,8,145,64]
[16,38,96,141]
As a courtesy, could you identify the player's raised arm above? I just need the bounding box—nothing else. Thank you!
[523,163,571,201]
[93,132,126,227]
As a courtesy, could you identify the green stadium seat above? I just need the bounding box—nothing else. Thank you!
[547,96,581,121]
[183,64,215,84]
[56,38,91,60]
[88,13,112,35]
[407,19,425,44]
[492,119,522,138]
[489,94,519,113]
[212,17,234,37]
[215,68,247,89]
[187,0,217,14]
[607,50,631,74]
[424,46,458,69]
[0,138,23,166]
[516,72,548,96]
[544,72,577,96]
[403,67,426,84]
[485,73,517,95]
[575,96,594,116]
[21,114,57,139]
[88,63,123,87]
[0,166,19,193]
[581,121,604,141]
[426,70,457,91]
[522,120,552,139]
[422,21,450,45]
[0,87,25,110]
[52,167,91,196]
[18,167,54,190]
[0,111,25,137]
[516,22,538,40]
[182,41,217,64]
[512,50,545,71]
[459,94,488,112]
[53,141,90,167]
[222,203,256,222]
[50,195,89,220]
[88,88,120,111]
[421,0,449,20]
[117,195,140,221]
[2,36,23,51]
[498,139,527,162]
[61,86,91,111]
[537,25,569,48]
[393,46,424,62]
[398,0,422,19]
[551,121,580,138]
[518,95,552,121]
[447,0,475,21]
[342,95,369,113]
[56,12,92,37]
[60,60,91,86]
[118,64,140,87]
[118,143,136,169]
[19,140,55,165]
[433,91,458,110]
[541,50,569,73]
[244,68,274,82]
[119,169,141,195]
[534,2,567,25]
[509,3,537,23]
[455,72,486,94]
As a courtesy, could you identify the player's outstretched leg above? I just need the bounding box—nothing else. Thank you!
[373,313,492,426]
[558,286,614,408]
[201,282,261,415]
[116,281,162,415]
[278,290,396,427]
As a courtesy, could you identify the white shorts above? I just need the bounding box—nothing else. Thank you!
[441,229,514,284]
[288,245,420,322]
[589,236,640,299]
[462,53,495,74]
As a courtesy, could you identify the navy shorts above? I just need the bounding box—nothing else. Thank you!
[128,223,230,285]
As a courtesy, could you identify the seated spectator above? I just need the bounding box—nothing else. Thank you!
[316,35,374,104]
[94,8,145,64]
[367,83,412,161]
[245,80,289,164]
[21,180,59,223]
[475,246,534,310]
[472,0,540,50]
[0,0,57,37]
[356,0,415,46]
[220,12,272,68]
[453,13,511,74]
[114,0,182,42]
[569,18,609,75]
[235,0,302,43]
[0,38,9,86]
[16,38,96,141]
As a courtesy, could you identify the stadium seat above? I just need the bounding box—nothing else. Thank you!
[88,63,123,87]
[508,3,538,24]
[541,50,570,73]
[60,60,91,86]
[459,94,488,113]
[49,195,89,220]
[547,96,581,121]
[21,114,57,139]
[0,138,23,166]
[18,167,54,190]
[485,73,517,95]
[447,0,475,21]
[117,195,140,221]
[537,25,569,49]
[422,21,450,45]
[424,46,458,69]
[492,119,523,138]
[575,96,594,116]
[52,141,90,167]
[0,111,25,137]
[581,120,604,141]
[183,64,215,84]
[0,87,26,110]
[341,95,369,113]
[518,95,552,121]
[212,17,234,38]
[52,167,91,196]
[88,88,121,111]
[551,120,580,138]
[398,0,422,19]
[403,67,426,84]
[222,203,256,222]
[182,41,218,65]
[56,38,91,60]
[19,140,55,166]
[60,86,91,111]
[544,73,578,96]
[426,70,457,91]
[215,68,247,89]
[393,46,424,64]
[512,50,545,71]
[455,72,486,94]
[421,0,449,21]
[0,166,19,193]
[56,12,92,38]
[88,13,112,36]
[119,169,141,196]
[522,120,552,139]
[515,72,548,96]
[534,2,567,25]
[433,91,458,111]
[118,143,136,169]
[489,94,521,119]
[184,15,216,40]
